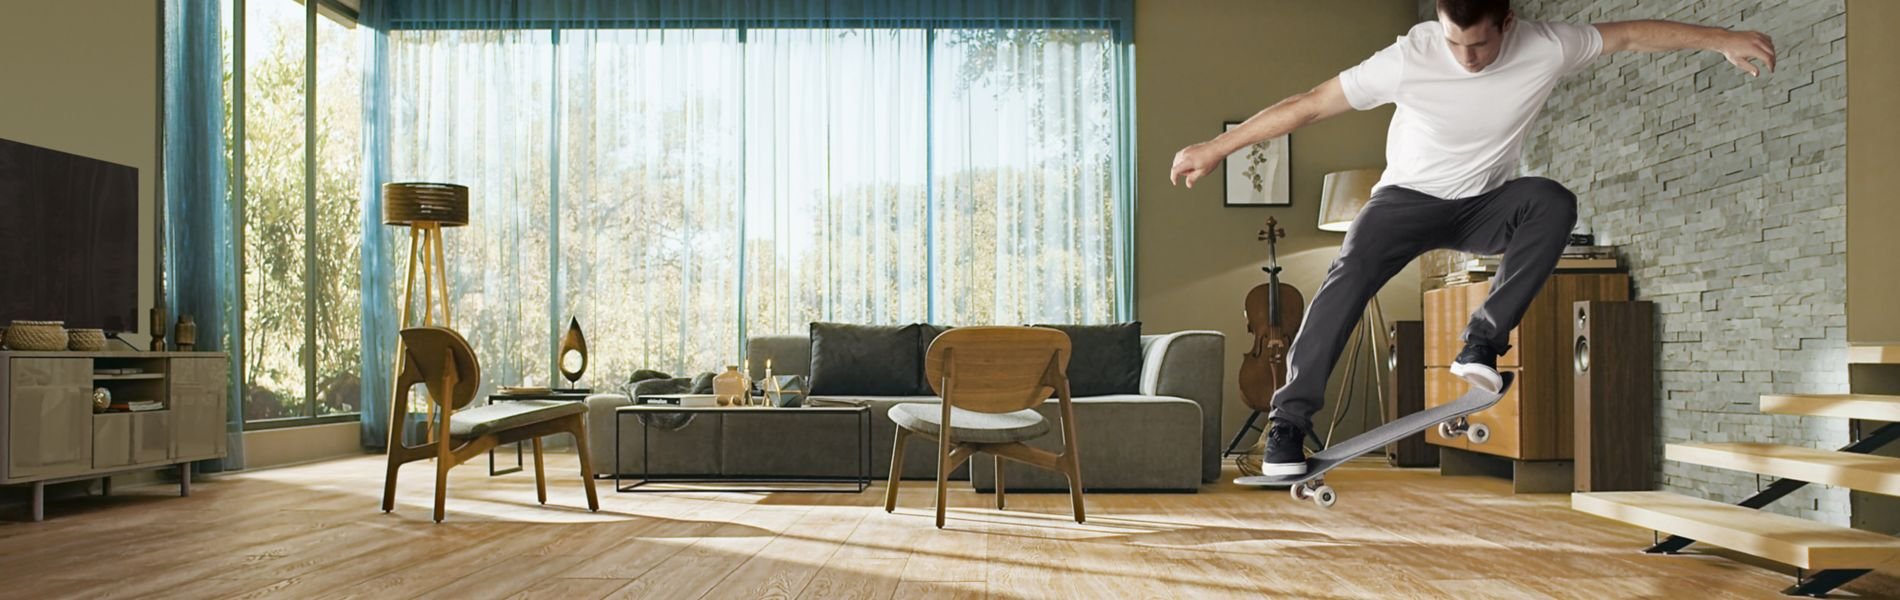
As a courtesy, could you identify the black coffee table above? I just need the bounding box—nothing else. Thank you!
[614,400,870,493]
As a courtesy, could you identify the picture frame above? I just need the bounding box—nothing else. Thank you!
[1222,121,1291,207]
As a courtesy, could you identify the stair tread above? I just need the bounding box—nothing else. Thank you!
[1573,491,1900,570]
[1849,344,1900,364]
[1667,442,1900,496]
[1761,393,1900,421]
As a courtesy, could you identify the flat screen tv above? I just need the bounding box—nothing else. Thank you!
[0,137,139,334]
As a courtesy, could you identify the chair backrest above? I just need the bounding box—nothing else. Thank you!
[397,326,482,411]
[924,326,1070,414]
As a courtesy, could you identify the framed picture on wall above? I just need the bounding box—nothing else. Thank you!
[1222,121,1291,207]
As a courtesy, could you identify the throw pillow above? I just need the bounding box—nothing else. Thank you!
[1030,322,1142,396]
[809,322,923,396]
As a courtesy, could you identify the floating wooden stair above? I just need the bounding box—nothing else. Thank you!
[1762,393,1900,422]
[1573,491,1900,571]
[1848,344,1900,365]
[1667,442,1900,497]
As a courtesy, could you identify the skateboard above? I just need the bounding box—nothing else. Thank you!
[1234,372,1514,508]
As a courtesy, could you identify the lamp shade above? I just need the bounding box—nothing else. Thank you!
[383,182,470,227]
[1317,169,1382,232]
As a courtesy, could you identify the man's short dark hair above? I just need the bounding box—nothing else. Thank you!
[1437,0,1511,30]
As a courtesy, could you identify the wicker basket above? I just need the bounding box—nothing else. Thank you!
[6,321,67,351]
[68,329,106,352]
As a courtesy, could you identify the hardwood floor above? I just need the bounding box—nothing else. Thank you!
[3,452,1898,599]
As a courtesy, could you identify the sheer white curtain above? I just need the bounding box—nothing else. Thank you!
[558,29,745,379]
[743,29,931,336]
[372,22,1129,391]
[932,28,1124,325]
[385,29,554,391]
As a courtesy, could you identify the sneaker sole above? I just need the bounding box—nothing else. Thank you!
[1258,461,1306,477]
[1449,361,1503,393]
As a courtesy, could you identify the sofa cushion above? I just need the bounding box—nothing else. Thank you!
[1031,322,1142,396]
[809,322,923,396]
[890,403,1051,445]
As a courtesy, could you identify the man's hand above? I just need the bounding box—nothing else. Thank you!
[1719,29,1776,77]
[1169,142,1226,188]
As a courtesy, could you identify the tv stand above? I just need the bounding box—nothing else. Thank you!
[0,351,229,521]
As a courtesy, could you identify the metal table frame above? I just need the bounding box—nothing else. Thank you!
[614,401,871,493]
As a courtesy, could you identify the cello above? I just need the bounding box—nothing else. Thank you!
[1239,216,1304,412]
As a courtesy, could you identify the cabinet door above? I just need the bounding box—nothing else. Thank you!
[7,358,93,480]
[1424,367,1464,450]
[133,411,172,464]
[170,357,229,460]
[94,413,133,469]
[1462,367,1524,460]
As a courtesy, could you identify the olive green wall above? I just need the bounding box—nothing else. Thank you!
[1135,0,1421,445]
[1846,0,1900,344]
[0,0,161,348]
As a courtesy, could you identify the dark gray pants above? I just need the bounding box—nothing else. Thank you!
[1269,177,1579,432]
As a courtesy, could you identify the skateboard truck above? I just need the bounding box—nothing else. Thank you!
[1436,417,1492,445]
[1290,479,1338,508]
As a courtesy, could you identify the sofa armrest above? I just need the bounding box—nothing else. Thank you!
[583,393,633,477]
[1139,330,1225,483]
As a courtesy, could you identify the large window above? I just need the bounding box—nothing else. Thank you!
[229,0,365,426]
[379,23,1131,395]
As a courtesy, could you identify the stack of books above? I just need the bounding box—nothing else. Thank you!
[107,400,165,412]
[1445,244,1621,286]
[93,367,144,376]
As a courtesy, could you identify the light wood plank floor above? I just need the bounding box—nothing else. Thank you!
[3,453,1898,599]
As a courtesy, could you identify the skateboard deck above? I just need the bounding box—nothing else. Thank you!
[1235,372,1513,488]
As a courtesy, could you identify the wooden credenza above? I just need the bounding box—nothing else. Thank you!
[1,351,229,520]
[1423,274,1629,463]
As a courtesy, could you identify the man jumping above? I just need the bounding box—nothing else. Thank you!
[1168,0,1775,476]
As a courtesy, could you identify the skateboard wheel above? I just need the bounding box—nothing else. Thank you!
[1290,484,1311,501]
[1313,485,1337,508]
[1469,423,1491,445]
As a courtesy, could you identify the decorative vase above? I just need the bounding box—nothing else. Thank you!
[713,365,749,407]
[558,317,587,390]
[149,306,167,351]
[92,387,112,413]
[176,315,198,351]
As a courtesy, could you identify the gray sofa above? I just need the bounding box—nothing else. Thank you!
[584,330,1224,491]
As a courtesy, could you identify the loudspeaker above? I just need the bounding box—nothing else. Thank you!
[1573,300,1654,492]
[1385,321,1435,467]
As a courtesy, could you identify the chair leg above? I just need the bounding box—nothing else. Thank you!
[994,455,1006,510]
[382,453,402,513]
[572,422,600,512]
[885,427,910,513]
[432,453,451,523]
[1064,449,1086,524]
[532,437,548,505]
[935,434,951,529]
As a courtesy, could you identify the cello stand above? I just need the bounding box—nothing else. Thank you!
[1223,411,1269,458]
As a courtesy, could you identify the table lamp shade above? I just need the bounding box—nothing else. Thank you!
[1317,169,1382,232]
[383,182,470,227]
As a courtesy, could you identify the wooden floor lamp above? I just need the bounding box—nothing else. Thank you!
[383,182,470,444]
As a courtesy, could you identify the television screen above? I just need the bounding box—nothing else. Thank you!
[0,138,139,334]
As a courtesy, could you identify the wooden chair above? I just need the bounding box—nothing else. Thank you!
[381,326,600,522]
[883,326,1084,528]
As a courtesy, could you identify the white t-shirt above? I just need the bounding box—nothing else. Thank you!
[1340,20,1603,199]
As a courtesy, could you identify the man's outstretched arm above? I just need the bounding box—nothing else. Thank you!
[1596,20,1776,76]
[1169,77,1354,188]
